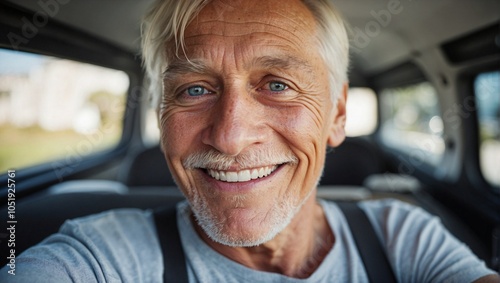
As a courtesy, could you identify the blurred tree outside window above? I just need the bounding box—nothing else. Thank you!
[0,49,129,172]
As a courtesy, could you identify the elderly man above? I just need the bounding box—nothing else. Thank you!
[1,0,498,282]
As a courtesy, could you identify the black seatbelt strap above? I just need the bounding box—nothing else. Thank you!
[337,202,397,283]
[153,206,189,283]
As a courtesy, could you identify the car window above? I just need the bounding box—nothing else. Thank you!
[0,48,129,172]
[475,70,500,189]
[379,81,444,165]
[345,87,377,137]
[144,107,161,145]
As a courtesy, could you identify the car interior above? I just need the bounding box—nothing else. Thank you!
[0,0,499,273]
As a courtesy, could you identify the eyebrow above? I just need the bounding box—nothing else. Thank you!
[253,55,315,74]
[162,55,315,79]
[162,59,210,79]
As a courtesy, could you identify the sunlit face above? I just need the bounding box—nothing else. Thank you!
[159,0,346,247]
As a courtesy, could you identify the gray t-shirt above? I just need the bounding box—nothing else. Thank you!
[1,199,496,282]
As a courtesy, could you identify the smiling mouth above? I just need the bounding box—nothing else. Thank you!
[206,165,279,183]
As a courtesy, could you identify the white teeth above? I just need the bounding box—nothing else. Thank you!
[226,172,238,182]
[238,170,251,182]
[258,167,265,178]
[207,166,278,183]
[251,169,259,179]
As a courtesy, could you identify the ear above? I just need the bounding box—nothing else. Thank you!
[327,83,348,147]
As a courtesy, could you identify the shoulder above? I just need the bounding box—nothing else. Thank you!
[57,208,160,256]
[355,199,496,282]
[359,198,433,232]
[60,208,163,278]
[356,199,442,253]
[61,208,156,237]
[1,208,163,282]
[359,198,425,217]
[321,198,430,233]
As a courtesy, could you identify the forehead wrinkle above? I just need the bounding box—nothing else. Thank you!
[184,35,305,58]
[200,0,316,31]
[185,20,311,48]
[265,10,317,36]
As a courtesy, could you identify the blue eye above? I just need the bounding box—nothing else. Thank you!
[186,86,208,96]
[269,82,287,92]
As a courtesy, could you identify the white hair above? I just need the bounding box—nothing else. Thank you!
[141,0,350,108]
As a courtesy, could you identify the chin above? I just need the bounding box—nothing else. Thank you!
[189,188,312,247]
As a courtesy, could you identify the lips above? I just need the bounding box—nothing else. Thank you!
[207,165,278,182]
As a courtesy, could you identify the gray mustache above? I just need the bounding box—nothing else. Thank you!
[183,149,298,170]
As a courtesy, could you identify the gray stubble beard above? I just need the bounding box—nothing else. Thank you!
[188,184,315,247]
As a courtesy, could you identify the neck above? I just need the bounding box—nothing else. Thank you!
[193,191,335,278]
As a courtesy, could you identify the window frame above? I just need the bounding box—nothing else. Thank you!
[473,70,500,190]
[458,65,500,195]
[372,59,500,231]
[0,2,144,198]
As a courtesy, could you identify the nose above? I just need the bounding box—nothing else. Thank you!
[201,86,268,156]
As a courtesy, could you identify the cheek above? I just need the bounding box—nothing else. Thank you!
[161,112,215,203]
[160,116,185,151]
[159,111,203,182]
[160,108,199,153]
[276,101,331,152]
[273,103,331,185]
